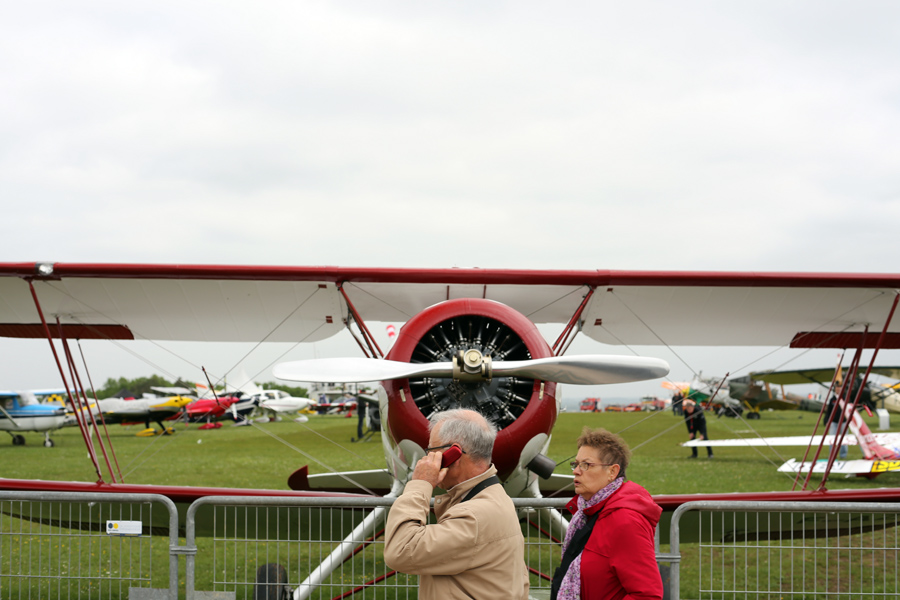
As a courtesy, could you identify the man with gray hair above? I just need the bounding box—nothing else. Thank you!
[384,408,529,599]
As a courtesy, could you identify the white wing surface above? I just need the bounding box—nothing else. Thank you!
[1,264,899,346]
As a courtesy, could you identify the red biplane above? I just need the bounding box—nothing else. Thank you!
[2,263,900,596]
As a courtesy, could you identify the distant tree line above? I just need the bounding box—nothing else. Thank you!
[93,375,307,399]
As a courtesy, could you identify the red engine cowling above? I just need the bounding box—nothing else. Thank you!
[383,298,557,480]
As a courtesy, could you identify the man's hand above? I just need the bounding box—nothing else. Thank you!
[412,451,447,488]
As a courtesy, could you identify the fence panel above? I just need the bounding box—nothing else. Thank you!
[0,491,179,600]
[184,496,572,600]
[669,501,900,600]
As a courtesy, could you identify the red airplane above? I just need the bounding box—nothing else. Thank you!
[2,263,900,597]
[183,395,241,429]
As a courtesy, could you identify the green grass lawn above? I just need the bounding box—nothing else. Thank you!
[2,409,898,599]
[1,409,895,494]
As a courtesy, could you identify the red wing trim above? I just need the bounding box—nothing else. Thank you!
[3,262,900,288]
[0,478,367,504]
[652,487,900,511]
[0,324,134,340]
[791,332,900,349]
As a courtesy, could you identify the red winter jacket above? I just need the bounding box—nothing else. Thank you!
[564,481,663,600]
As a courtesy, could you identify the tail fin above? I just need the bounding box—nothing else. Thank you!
[845,401,897,460]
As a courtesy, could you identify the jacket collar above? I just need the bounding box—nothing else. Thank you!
[441,464,499,503]
[566,481,623,516]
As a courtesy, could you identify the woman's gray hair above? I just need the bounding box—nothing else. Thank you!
[429,409,497,463]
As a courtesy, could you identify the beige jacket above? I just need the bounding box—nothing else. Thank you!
[384,465,530,600]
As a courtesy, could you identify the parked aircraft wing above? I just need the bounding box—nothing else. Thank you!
[751,367,900,385]
[778,458,900,475]
[684,435,839,447]
[754,398,803,411]
[685,432,900,448]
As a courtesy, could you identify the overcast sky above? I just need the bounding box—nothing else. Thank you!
[3,2,900,400]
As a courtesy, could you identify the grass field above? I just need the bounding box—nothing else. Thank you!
[3,409,899,599]
[2,408,896,495]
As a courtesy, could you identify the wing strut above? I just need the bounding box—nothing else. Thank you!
[791,352,844,491]
[798,292,900,490]
[798,332,867,490]
[74,338,124,482]
[26,280,105,483]
[816,292,900,489]
[339,284,384,359]
[552,286,595,356]
[57,320,121,483]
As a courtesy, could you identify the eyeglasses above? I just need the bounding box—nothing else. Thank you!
[425,444,467,454]
[569,460,615,472]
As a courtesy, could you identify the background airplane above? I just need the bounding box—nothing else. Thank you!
[725,374,817,417]
[663,377,744,417]
[73,392,194,436]
[250,389,313,423]
[0,390,69,446]
[746,366,900,413]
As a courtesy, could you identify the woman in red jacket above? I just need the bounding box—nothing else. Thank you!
[551,427,663,600]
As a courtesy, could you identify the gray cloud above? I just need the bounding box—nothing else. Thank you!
[3,1,900,391]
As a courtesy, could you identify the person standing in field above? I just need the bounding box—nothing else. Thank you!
[684,400,713,459]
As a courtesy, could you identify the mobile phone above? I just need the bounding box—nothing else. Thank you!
[440,444,463,468]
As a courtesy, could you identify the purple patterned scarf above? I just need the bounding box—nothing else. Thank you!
[556,477,624,600]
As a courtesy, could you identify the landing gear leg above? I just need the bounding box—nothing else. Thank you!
[43,432,55,447]
[254,563,291,599]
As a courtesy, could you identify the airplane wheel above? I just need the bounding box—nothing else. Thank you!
[43,438,55,448]
[12,435,25,446]
[747,412,761,420]
[254,563,290,599]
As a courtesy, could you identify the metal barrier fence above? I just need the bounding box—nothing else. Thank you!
[0,491,179,600]
[4,491,900,599]
[183,496,571,600]
[667,501,900,600]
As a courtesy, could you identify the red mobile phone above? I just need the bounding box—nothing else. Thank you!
[440,444,463,468]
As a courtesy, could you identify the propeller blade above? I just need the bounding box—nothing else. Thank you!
[274,355,668,385]
[274,358,455,383]
[493,355,669,385]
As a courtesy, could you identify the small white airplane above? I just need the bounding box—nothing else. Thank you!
[0,390,70,447]
[211,371,314,423]
[250,389,314,423]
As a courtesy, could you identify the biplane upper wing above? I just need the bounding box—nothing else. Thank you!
[0,263,899,348]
